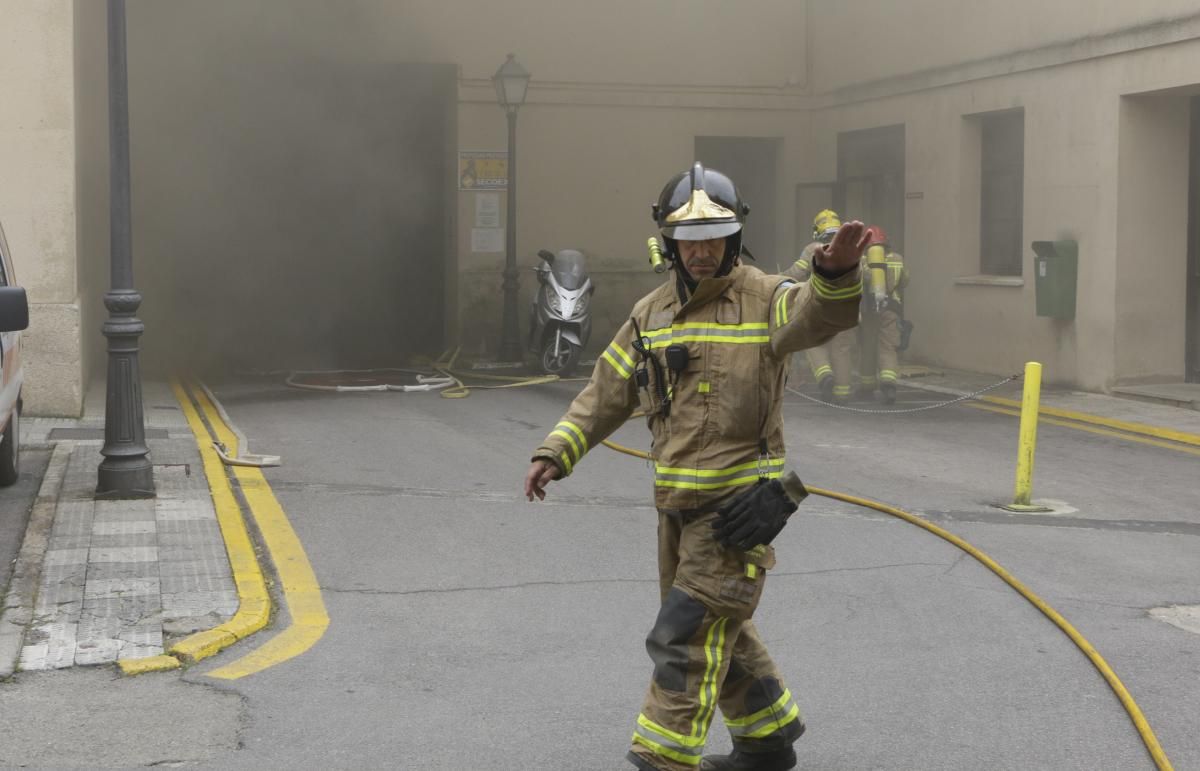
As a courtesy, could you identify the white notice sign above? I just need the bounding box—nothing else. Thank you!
[472,227,505,253]
[475,193,501,228]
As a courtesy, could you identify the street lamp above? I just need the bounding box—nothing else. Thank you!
[492,54,530,362]
[97,0,154,499]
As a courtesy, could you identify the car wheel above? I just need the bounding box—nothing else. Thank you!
[0,401,18,487]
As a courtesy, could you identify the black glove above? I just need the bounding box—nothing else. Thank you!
[711,473,807,550]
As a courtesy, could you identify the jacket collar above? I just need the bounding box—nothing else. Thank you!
[665,264,745,315]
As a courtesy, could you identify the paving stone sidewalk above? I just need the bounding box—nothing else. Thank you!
[3,381,238,673]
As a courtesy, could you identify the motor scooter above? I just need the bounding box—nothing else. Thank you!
[528,249,594,376]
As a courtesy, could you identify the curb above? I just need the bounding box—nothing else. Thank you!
[902,377,1200,447]
[118,654,182,675]
[979,395,1200,447]
[133,380,272,673]
[0,443,72,679]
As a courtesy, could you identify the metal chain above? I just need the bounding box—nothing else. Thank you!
[786,373,1022,415]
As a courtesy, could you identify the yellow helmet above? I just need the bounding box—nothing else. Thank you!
[812,209,841,243]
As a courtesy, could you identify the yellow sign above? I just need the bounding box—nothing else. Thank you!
[459,151,508,190]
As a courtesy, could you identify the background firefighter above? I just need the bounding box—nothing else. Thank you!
[523,164,869,771]
[857,226,910,405]
[784,210,857,405]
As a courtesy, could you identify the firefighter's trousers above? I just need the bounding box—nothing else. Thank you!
[806,328,856,400]
[628,509,805,771]
[857,308,901,390]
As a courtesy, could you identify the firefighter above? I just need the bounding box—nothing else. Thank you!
[523,163,868,771]
[858,226,909,404]
[784,210,856,404]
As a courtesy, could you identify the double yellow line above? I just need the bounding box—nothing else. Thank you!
[966,396,1200,458]
[119,379,328,677]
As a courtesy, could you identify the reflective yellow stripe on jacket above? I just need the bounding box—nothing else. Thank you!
[770,280,801,328]
[643,322,770,348]
[809,273,863,301]
[654,458,785,491]
[602,341,636,380]
[550,420,589,466]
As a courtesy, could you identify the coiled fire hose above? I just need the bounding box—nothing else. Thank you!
[285,347,584,398]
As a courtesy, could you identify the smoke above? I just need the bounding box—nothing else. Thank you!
[120,0,452,377]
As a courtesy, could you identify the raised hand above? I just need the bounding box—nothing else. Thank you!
[818,220,870,274]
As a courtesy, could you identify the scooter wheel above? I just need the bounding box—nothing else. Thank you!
[540,339,580,377]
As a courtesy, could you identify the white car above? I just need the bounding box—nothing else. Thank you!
[0,221,28,486]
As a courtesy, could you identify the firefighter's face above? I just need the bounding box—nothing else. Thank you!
[677,238,726,280]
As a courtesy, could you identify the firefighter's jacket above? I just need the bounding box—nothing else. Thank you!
[782,242,824,283]
[533,263,862,512]
[787,244,908,303]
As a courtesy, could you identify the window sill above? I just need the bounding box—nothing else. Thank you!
[953,275,1025,287]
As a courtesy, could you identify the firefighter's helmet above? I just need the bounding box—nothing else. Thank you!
[653,163,747,243]
[651,163,749,279]
[812,209,842,244]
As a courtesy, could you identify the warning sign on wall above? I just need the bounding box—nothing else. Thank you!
[459,151,508,190]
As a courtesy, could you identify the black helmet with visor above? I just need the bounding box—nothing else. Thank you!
[652,163,748,285]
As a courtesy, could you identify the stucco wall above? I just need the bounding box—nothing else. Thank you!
[75,0,111,397]
[376,0,809,89]
[428,0,813,357]
[803,31,1200,391]
[0,1,81,416]
[454,102,810,358]
[810,0,1200,93]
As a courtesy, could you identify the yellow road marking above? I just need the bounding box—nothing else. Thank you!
[191,382,330,680]
[966,402,1200,458]
[118,654,181,675]
[167,379,271,665]
[980,395,1200,448]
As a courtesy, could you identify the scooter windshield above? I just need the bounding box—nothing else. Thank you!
[551,251,588,290]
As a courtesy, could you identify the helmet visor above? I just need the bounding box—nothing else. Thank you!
[662,220,742,242]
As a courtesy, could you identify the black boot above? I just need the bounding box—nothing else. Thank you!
[880,382,897,405]
[699,746,797,771]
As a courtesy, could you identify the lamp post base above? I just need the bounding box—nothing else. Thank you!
[96,458,155,499]
[97,290,155,499]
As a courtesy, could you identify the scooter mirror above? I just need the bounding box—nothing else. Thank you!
[537,249,555,264]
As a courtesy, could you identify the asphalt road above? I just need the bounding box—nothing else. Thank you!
[186,374,1197,770]
[3,375,1197,770]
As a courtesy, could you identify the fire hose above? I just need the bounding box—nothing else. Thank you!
[599,437,1174,771]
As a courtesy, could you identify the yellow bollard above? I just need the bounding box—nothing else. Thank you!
[1002,361,1052,512]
